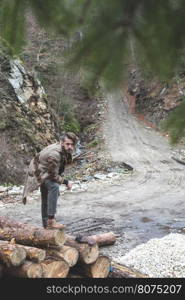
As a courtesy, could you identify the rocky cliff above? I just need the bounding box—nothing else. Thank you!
[0,55,58,184]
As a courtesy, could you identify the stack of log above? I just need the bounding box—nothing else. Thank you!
[0,216,117,278]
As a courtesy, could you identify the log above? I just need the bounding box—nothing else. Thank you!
[46,245,79,267]
[109,262,148,278]
[0,216,30,229]
[0,216,66,246]
[0,226,65,247]
[65,236,99,264]
[75,232,117,246]
[73,256,111,278]
[41,259,69,278]
[0,241,26,267]
[4,260,43,278]
[0,240,46,263]
[16,244,46,263]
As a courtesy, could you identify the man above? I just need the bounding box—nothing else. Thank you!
[22,132,78,229]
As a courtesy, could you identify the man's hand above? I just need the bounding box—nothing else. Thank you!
[66,182,72,190]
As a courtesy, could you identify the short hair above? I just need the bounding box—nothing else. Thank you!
[60,132,78,145]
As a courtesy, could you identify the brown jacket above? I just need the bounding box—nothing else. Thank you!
[22,143,72,203]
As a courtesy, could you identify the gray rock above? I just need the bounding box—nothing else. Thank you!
[94,173,107,180]
[82,176,94,182]
[106,172,119,178]
[8,186,24,195]
[0,186,9,193]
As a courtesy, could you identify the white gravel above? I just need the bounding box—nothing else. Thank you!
[115,233,185,277]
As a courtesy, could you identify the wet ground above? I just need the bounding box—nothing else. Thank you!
[1,90,185,262]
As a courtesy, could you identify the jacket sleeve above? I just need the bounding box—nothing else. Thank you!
[47,156,63,183]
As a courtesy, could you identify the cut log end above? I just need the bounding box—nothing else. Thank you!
[41,259,69,278]
[27,263,43,278]
[35,249,46,263]
[11,247,26,267]
[90,256,111,278]
[54,230,66,246]
[0,242,26,267]
[46,245,79,267]
[72,255,111,278]
[82,243,99,264]
[62,246,79,267]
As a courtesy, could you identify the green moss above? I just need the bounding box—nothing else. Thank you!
[64,117,81,134]
[2,182,14,187]
[84,124,97,134]
[59,99,81,134]
[88,138,101,148]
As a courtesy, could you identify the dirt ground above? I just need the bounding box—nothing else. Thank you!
[2,90,185,262]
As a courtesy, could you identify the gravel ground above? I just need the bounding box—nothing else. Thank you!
[115,233,185,278]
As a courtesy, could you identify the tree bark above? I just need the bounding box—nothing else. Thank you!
[0,216,66,246]
[65,236,99,264]
[0,240,46,263]
[0,226,65,247]
[74,232,117,246]
[15,244,46,263]
[109,262,148,278]
[46,245,79,267]
[41,259,69,278]
[0,216,30,229]
[0,241,26,267]
[4,260,43,278]
[73,256,111,278]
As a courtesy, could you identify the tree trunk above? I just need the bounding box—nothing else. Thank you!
[41,259,69,278]
[0,241,26,267]
[0,216,66,246]
[0,226,65,247]
[109,262,148,278]
[46,245,79,267]
[65,236,99,264]
[0,240,46,263]
[73,256,111,278]
[4,260,43,278]
[15,244,46,263]
[0,216,30,229]
[74,232,117,246]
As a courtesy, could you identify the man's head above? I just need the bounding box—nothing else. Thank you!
[60,132,78,154]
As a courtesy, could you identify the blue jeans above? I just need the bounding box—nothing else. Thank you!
[40,179,60,228]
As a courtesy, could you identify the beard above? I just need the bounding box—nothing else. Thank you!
[62,145,73,154]
[66,148,73,153]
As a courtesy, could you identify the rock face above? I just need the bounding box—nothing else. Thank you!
[126,68,184,128]
[0,55,58,184]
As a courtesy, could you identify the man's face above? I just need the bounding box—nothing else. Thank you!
[61,138,74,153]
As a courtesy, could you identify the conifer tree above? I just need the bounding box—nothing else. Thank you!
[1,0,185,143]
